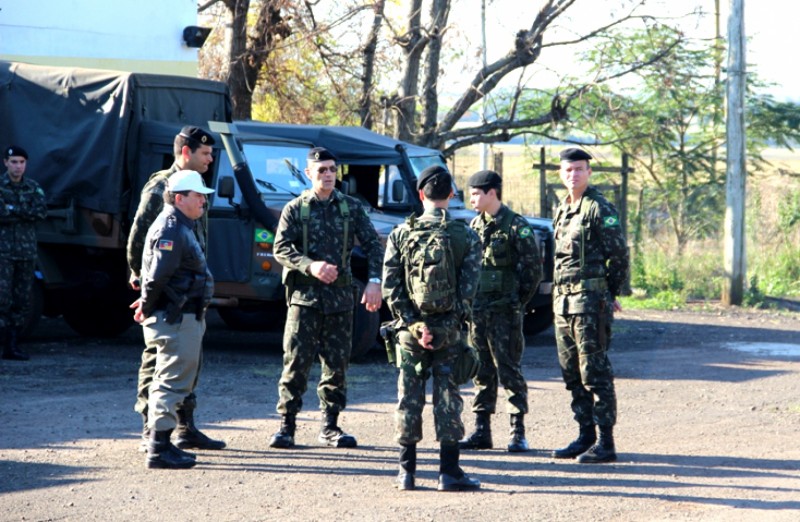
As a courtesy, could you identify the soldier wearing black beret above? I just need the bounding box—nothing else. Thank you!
[460,170,542,453]
[2,144,47,360]
[126,125,225,454]
[550,147,628,464]
[307,146,337,162]
[416,165,450,191]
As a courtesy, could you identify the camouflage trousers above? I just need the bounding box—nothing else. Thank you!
[554,312,617,427]
[276,304,353,416]
[395,330,464,445]
[468,307,528,415]
[0,257,35,331]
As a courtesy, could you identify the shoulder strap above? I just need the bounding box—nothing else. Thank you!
[338,196,350,267]
[300,191,351,267]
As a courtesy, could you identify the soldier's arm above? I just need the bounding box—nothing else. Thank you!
[596,201,629,299]
[351,199,385,280]
[512,215,543,307]
[127,185,164,277]
[273,200,314,276]
[381,229,418,325]
[140,226,184,318]
[457,228,482,319]
[17,182,47,221]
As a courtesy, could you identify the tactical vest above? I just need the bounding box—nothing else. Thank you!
[401,212,468,315]
[553,193,607,294]
[477,209,519,294]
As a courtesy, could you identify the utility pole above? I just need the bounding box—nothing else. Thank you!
[722,0,746,305]
[479,0,489,170]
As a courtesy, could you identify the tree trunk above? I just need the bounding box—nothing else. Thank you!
[419,0,450,147]
[395,0,425,142]
[359,0,386,129]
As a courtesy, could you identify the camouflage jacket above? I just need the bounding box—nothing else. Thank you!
[552,186,629,315]
[470,204,543,311]
[140,205,214,319]
[383,207,481,328]
[0,173,47,259]
[126,164,208,278]
[274,188,384,313]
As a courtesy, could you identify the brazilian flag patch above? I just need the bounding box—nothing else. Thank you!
[518,226,533,238]
[603,215,620,228]
[254,228,275,243]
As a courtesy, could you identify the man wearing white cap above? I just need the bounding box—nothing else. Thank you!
[130,170,216,469]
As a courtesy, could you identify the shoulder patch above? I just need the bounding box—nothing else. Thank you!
[518,226,533,238]
[157,239,174,251]
[603,215,620,228]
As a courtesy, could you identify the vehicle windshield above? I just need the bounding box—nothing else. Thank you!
[242,141,310,197]
[408,155,466,209]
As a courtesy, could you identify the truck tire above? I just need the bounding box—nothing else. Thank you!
[523,305,554,337]
[350,279,380,360]
[63,294,134,338]
[217,302,287,331]
[20,280,44,338]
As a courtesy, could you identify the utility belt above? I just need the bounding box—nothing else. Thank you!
[554,277,607,295]
[477,268,517,294]
[290,271,352,288]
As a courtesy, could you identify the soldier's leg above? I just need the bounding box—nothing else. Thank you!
[491,309,528,415]
[276,304,321,416]
[317,309,357,447]
[9,259,35,330]
[460,313,496,450]
[0,258,13,357]
[394,342,428,447]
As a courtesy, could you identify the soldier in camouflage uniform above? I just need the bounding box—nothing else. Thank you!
[460,170,542,453]
[383,165,482,491]
[126,126,225,452]
[550,148,629,464]
[269,147,383,449]
[1,146,47,361]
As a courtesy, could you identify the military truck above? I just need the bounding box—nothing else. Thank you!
[217,122,555,348]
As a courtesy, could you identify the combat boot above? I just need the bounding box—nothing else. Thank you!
[146,429,197,469]
[577,425,617,464]
[437,441,480,491]
[396,443,416,491]
[2,327,29,361]
[318,412,357,448]
[269,414,296,449]
[552,424,597,459]
[140,414,195,458]
[458,412,492,450]
[175,398,226,450]
[507,413,529,453]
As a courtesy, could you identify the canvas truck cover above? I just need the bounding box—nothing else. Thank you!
[233,122,441,164]
[0,60,231,215]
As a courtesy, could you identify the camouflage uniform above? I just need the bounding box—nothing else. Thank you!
[382,207,481,444]
[273,188,383,416]
[0,172,47,331]
[469,204,542,415]
[127,165,208,420]
[552,186,628,429]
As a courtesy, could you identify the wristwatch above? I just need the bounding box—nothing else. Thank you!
[368,277,381,284]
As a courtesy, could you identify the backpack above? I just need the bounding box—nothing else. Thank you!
[401,212,467,315]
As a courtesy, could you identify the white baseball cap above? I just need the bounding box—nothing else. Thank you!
[167,170,215,194]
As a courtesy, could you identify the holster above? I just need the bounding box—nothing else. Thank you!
[379,319,400,366]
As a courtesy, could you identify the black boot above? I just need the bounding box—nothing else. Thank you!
[147,429,197,469]
[577,425,617,463]
[438,441,480,491]
[397,443,416,491]
[175,397,226,450]
[458,412,492,450]
[507,414,529,453]
[552,424,597,459]
[269,414,296,449]
[318,412,357,448]
[141,414,195,458]
[1,327,29,361]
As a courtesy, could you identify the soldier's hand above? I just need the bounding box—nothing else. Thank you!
[613,299,622,313]
[129,298,145,323]
[417,325,434,350]
[129,272,141,290]
[309,261,339,285]
[361,282,382,312]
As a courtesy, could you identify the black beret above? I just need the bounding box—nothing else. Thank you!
[308,147,337,162]
[416,165,451,191]
[179,125,215,146]
[468,169,502,190]
[559,147,592,162]
[4,145,28,160]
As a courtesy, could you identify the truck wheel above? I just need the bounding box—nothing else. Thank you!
[523,306,554,337]
[63,294,134,337]
[19,280,44,338]
[217,302,287,331]
[350,279,380,360]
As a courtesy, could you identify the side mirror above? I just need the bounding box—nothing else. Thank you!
[392,179,405,202]
[217,176,235,199]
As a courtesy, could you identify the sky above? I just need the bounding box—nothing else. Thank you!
[452,0,795,102]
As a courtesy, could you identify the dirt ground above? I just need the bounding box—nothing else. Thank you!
[1,305,799,522]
